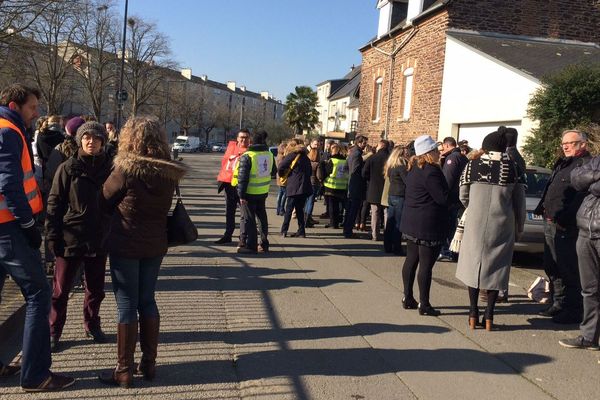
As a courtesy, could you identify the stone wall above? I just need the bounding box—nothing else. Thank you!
[358,11,449,145]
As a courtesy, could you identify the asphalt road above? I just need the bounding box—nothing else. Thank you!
[0,152,596,400]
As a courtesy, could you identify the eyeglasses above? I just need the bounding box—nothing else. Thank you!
[561,140,582,147]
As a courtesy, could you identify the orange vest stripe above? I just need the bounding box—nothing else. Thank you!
[0,118,43,221]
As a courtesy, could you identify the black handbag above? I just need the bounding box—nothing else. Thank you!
[167,185,198,247]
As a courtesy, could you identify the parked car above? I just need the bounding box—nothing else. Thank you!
[514,166,551,252]
[212,143,225,152]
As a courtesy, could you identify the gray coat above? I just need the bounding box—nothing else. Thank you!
[455,182,526,290]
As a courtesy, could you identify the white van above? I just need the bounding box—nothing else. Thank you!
[172,136,200,153]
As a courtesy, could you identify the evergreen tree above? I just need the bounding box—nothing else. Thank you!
[524,64,600,167]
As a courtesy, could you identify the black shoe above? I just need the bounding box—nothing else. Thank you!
[22,372,75,392]
[319,213,329,219]
[0,360,20,377]
[552,310,582,324]
[281,232,287,238]
[86,327,108,343]
[214,236,232,245]
[539,304,563,317]
[237,247,257,254]
[402,297,418,310]
[437,254,454,262]
[418,304,441,316]
[290,232,306,238]
[344,233,357,239]
[305,221,315,228]
[324,224,339,229]
[50,336,60,353]
[559,335,600,350]
[258,244,269,253]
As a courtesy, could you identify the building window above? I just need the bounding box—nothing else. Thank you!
[401,68,414,121]
[373,77,383,121]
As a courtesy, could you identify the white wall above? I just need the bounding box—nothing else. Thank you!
[438,35,541,150]
[316,83,331,136]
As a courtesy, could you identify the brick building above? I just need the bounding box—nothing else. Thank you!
[358,0,600,147]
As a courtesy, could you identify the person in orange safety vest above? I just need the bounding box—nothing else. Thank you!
[214,129,250,244]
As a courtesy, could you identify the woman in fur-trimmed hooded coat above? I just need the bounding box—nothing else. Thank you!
[99,116,187,388]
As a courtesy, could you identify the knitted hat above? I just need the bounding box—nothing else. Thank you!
[76,121,107,147]
[482,131,507,152]
[65,117,85,137]
[414,135,438,156]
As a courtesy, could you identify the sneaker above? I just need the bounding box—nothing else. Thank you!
[559,335,599,350]
[86,327,108,343]
[290,232,306,238]
[22,372,76,392]
[214,236,232,245]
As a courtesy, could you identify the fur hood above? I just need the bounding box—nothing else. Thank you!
[285,143,307,156]
[114,154,187,183]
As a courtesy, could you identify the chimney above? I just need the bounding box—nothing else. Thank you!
[239,85,246,92]
[181,68,192,80]
[200,75,207,81]
[227,81,236,91]
[260,91,269,100]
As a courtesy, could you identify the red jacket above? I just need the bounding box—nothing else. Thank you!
[217,141,248,183]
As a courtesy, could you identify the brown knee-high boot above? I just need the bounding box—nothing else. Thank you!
[99,322,138,388]
[136,317,159,381]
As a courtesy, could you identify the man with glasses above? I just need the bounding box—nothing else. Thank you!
[534,129,591,324]
[215,129,251,245]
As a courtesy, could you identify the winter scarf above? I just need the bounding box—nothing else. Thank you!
[460,151,517,187]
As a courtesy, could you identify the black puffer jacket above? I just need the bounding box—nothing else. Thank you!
[571,155,600,239]
[45,149,113,257]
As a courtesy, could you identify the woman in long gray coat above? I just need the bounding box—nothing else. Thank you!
[455,131,525,331]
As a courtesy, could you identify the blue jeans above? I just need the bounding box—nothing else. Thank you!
[304,184,319,217]
[384,195,404,253]
[0,223,51,387]
[109,255,163,323]
[276,186,287,215]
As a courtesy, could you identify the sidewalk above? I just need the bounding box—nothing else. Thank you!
[0,152,597,399]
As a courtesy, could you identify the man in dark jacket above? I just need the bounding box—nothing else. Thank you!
[439,137,468,261]
[560,154,600,350]
[535,129,591,324]
[343,135,367,238]
[235,130,275,254]
[0,84,75,391]
[362,140,389,241]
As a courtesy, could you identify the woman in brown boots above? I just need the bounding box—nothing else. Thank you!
[98,116,186,388]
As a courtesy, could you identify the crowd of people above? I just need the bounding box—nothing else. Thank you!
[0,84,186,391]
[217,126,600,343]
[0,78,599,393]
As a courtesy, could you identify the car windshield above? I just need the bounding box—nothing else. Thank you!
[525,171,550,198]
[175,139,186,144]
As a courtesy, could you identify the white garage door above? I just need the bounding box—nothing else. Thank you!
[457,121,521,150]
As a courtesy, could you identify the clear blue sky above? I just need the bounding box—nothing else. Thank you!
[117,0,379,101]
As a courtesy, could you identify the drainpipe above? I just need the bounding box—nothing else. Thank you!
[370,27,417,139]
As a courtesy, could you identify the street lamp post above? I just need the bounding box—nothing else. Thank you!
[116,0,129,134]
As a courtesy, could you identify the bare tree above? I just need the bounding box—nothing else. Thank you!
[72,0,120,120]
[0,0,58,44]
[123,16,175,116]
[20,1,81,114]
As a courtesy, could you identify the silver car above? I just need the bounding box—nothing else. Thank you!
[514,166,551,252]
